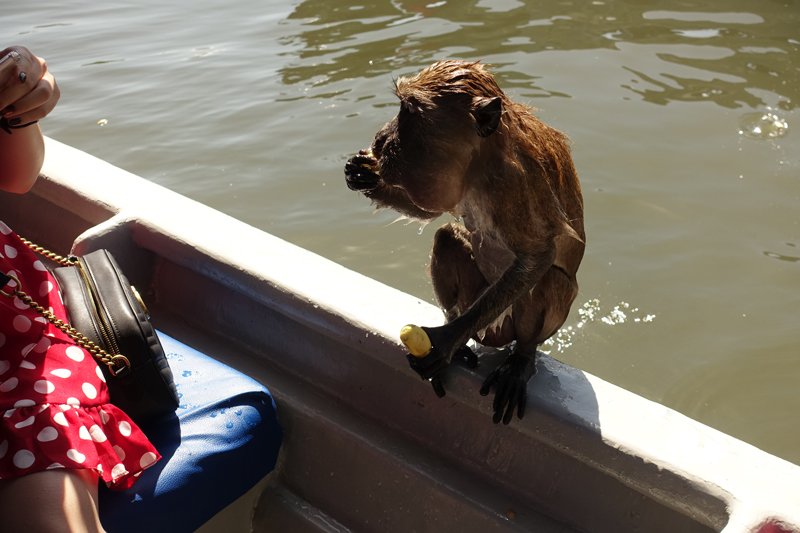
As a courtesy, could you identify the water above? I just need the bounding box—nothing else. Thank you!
[6,0,799,464]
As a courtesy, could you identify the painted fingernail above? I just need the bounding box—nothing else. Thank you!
[18,72,26,84]
[9,118,21,126]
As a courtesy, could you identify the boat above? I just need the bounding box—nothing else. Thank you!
[2,137,798,533]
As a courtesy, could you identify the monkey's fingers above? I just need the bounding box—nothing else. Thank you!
[455,345,478,368]
[352,152,379,168]
[479,369,498,397]
[492,377,512,423]
[517,389,527,420]
[407,350,448,380]
[502,382,521,425]
[344,162,380,192]
[430,375,446,398]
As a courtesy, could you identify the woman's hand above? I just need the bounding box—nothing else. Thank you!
[0,46,60,193]
[0,46,60,128]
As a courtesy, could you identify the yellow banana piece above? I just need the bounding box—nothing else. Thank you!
[360,150,381,173]
[400,324,431,358]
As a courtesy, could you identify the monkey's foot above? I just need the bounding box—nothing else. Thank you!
[479,352,536,425]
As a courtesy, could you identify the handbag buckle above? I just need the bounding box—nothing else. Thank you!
[109,354,132,376]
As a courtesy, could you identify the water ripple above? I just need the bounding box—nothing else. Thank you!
[738,112,789,139]
[542,299,656,354]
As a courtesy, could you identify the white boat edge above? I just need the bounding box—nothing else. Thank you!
[4,136,797,532]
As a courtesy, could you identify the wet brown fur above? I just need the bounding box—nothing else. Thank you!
[344,60,585,423]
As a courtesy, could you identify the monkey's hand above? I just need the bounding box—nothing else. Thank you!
[344,150,381,192]
[479,351,536,424]
[404,325,477,398]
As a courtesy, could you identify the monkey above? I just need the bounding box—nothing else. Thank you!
[344,60,585,425]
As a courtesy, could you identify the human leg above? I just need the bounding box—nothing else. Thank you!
[0,468,106,533]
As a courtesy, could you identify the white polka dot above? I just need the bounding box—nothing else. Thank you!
[53,412,69,426]
[34,380,55,394]
[96,463,103,475]
[67,449,86,464]
[13,297,27,310]
[37,427,58,442]
[13,450,34,469]
[99,410,110,425]
[39,280,54,296]
[0,378,19,393]
[19,360,35,370]
[15,416,35,429]
[12,315,31,333]
[4,245,18,259]
[4,272,17,288]
[82,383,97,399]
[4,409,16,418]
[111,463,127,480]
[51,369,71,379]
[118,421,132,437]
[95,366,106,383]
[46,463,64,469]
[0,221,11,235]
[34,337,50,353]
[0,440,8,458]
[79,426,91,440]
[139,452,158,469]
[66,346,85,362]
[33,260,47,271]
[14,399,35,408]
[34,317,47,325]
[38,404,48,413]
[113,445,126,461]
[67,397,80,407]
[89,425,107,443]
[0,361,9,375]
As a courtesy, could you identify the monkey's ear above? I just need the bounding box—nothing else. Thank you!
[471,97,502,137]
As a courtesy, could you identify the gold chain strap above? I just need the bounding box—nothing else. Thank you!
[18,237,77,267]
[0,256,131,375]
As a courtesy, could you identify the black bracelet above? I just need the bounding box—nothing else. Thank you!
[0,116,39,134]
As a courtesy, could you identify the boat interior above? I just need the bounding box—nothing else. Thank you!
[1,137,798,533]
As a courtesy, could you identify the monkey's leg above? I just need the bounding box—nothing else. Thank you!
[430,223,486,323]
[429,222,489,370]
[480,266,579,424]
[416,223,486,398]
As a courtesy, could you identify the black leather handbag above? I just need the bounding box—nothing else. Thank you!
[5,240,179,427]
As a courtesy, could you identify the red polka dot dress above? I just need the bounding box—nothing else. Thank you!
[0,221,160,490]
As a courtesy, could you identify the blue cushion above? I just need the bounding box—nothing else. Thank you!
[99,331,283,533]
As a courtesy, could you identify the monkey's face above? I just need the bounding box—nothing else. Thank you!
[370,93,494,214]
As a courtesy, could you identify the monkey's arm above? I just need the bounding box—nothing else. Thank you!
[345,153,442,221]
[407,243,556,379]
